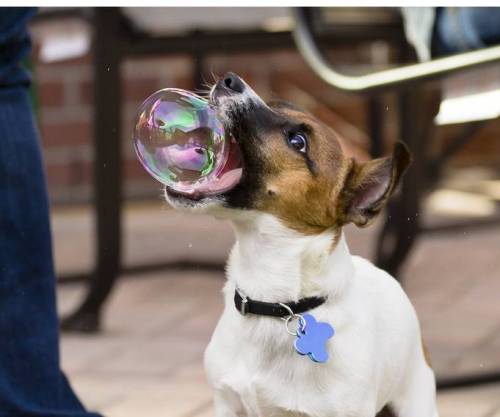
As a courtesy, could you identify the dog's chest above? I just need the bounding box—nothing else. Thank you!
[209,348,374,417]
[205,248,418,416]
[205,307,379,417]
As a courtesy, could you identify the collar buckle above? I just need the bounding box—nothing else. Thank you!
[240,296,249,315]
[237,288,249,316]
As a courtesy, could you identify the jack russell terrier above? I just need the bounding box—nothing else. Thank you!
[165,73,438,417]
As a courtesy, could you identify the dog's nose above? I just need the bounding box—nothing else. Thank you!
[222,72,245,94]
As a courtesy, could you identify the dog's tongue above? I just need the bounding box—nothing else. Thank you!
[188,137,243,197]
[196,167,243,195]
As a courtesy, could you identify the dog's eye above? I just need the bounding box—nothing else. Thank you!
[287,132,308,154]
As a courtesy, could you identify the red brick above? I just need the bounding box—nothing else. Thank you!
[80,78,163,105]
[37,81,65,107]
[28,47,500,205]
[124,78,161,101]
[40,122,92,147]
[172,75,193,91]
[46,160,93,188]
[80,80,93,104]
[124,158,153,181]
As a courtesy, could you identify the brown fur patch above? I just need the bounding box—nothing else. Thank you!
[422,338,432,368]
[329,228,342,253]
[250,105,410,236]
[253,107,352,235]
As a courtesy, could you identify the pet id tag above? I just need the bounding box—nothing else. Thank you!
[281,304,335,364]
[294,313,335,363]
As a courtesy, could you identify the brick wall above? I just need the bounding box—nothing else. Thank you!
[31,24,500,205]
[32,40,373,205]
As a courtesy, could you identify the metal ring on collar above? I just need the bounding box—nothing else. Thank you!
[279,303,306,336]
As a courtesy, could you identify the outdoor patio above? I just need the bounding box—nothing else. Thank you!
[54,199,500,417]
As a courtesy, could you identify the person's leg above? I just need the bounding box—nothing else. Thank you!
[0,8,100,417]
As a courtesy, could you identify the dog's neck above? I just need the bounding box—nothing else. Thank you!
[226,213,354,303]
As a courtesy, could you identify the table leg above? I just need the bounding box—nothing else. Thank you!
[61,8,122,333]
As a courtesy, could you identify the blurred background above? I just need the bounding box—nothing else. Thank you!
[26,7,500,417]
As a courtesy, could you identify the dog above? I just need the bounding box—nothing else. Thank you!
[165,72,438,417]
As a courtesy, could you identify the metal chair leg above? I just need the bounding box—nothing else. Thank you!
[61,8,123,333]
[375,89,423,277]
[368,95,385,158]
[375,181,419,277]
[375,84,441,277]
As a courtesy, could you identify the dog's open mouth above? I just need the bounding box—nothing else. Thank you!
[166,132,243,202]
[165,82,245,203]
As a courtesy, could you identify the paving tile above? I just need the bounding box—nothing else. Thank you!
[59,274,500,417]
[489,405,500,417]
[52,206,94,275]
[54,202,500,417]
[187,404,214,417]
[61,334,128,375]
[122,206,234,266]
[67,373,131,412]
[91,336,205,377]
[52,203,234,276]
[98,366,213,417]
[450,331,500,376]
[437,385,500,417]
[58,284,88,316]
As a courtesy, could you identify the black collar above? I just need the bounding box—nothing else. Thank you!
[234,288,327,318]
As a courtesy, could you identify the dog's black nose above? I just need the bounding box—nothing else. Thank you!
[222,72,245,94]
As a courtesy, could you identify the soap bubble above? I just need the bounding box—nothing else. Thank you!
[134,88,242,197]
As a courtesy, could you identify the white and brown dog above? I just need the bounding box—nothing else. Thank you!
[165,73,438,417]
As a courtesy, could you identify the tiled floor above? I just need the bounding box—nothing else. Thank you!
[54,202,500,417]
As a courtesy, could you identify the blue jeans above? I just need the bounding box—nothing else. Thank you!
[0,8,100,417]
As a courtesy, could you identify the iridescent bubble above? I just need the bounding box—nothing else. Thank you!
[134,89,242,197]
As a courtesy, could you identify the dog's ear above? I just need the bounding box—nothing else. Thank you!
[338,142,411,227]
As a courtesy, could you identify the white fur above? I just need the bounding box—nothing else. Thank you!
[209,77,275,130]
[172,76,438,416]
[203,213,439,417]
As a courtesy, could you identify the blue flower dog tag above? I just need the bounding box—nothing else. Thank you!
[294,314,335,363]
